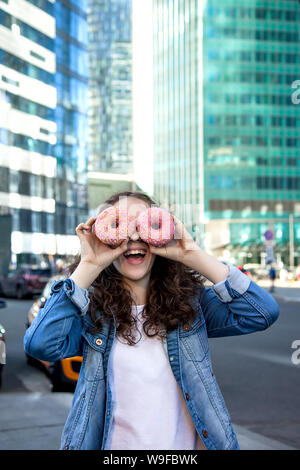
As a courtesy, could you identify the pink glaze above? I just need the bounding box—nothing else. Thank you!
[136,207,174,247]
[94,206,136,246]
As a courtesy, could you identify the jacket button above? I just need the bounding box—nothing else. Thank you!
[185,393,190,401]
[95,338,103,346]
[183,323,190,331]
[202,429,208,439]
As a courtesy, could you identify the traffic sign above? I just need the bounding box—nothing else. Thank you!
[264,230,274,241]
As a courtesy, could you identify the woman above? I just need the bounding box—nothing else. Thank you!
[24,191,280,450]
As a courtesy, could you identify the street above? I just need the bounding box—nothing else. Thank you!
[0,298,51,394]
[0,297,73,450]
[209,293,300,449]
[0,292,299,450]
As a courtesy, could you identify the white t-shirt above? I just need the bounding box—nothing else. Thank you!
[104,305,206,450]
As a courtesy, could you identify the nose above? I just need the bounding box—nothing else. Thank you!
[128,217,140,241]
[129,224,140,241]
[129,231,139,241]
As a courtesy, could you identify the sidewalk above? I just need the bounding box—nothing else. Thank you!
[0,392,296,450]
[257,280,300,302]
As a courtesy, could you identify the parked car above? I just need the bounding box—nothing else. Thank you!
[26,275,82,392]
[237,266,252,278]
[0,266,52,299]
[0,299,7,388]
[243,264,271,281]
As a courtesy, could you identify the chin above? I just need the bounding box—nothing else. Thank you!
[124,272,148,282]
[120,265,151,281]
[113,254,155,282]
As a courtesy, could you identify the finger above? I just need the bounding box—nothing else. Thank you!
[150,246,180,262]
[75,222,86,235]
[84,217,97,229]
[173,216,193,241]
[172,215,182,225]
[76,218,98,234]
[75,222,96,237]
[111,239,128,258]
[149,244,168,257]
[173,218,185,240]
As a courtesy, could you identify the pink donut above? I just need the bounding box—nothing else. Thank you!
[136,207,174,247]
[94,206,136,246]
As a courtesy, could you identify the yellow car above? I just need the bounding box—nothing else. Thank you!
[0,299,6,388]
[26,276,82,392]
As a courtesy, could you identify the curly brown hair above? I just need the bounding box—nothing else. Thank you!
[68,191,205,345]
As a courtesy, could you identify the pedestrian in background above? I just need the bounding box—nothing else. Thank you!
[24,191,280,451]
[269,264,276,293]
[279,265,289,284]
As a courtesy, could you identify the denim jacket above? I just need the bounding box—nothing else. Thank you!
[23,264,279,450]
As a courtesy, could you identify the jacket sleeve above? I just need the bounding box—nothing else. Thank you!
[200,263,280,338]
[24,278,89,361]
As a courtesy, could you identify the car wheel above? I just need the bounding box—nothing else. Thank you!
[0,364,3,388]
[0,283,4,297]
[26,353,37,367]
[49,361,66,392]
[16,285,24,299]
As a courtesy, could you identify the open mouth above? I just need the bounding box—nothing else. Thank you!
[124,249,147,259]
[123,248,147,265]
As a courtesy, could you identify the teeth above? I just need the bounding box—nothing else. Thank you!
[124,250,146,256]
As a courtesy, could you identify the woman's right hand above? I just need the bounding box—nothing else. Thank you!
[70,217,128,290]
[76,217,128,270]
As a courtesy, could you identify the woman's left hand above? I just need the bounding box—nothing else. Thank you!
[149,216,200,264]
[149,216,230,282]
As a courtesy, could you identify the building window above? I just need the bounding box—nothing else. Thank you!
[9,170,19,193]
[287,158,297,167]
[286,138,297,147]
[32,212,41,232]
[12,209,20,231]
[272,137,282,147]
[46,213,54,234]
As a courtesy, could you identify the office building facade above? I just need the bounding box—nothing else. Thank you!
[153,0,204,236]
[0,0,89,272]
[203,0,300,265]
[88,0,132,174]
[153,0,300,265]
[54,0,89,248]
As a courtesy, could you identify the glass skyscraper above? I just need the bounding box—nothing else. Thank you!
[153,0,300,265]
[153,0,203,233]
[54,0,89,241]
[0,0,89,272]
[203,0,300,265]
[88,0,132,174]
